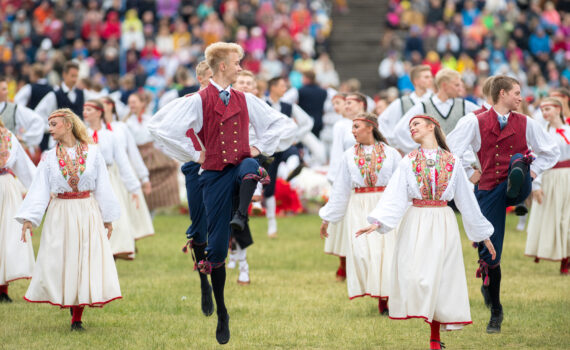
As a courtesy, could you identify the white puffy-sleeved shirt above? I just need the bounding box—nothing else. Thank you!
[15,144,121,227]
[378,90,432,144]
[447,111,560,180]
[327,118,356,183]
[266,97,314,143]
[392,96,479,153]
[366,151,494,242]
[0,102,45,147]
[147,79,297,163]
[89,127,140,193]
[533,124,570,190]
[109,121,149,183]
[124,113,155,146]
[1,130,36,188]
[319,143,402,223]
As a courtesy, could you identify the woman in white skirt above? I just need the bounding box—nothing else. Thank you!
[525,98,570,274]
[0,121,36,302]
[357,115,496,350]
[16,108,122,331]
[84,100,141,259]
[101,96,154,240]
[320,112,400,314]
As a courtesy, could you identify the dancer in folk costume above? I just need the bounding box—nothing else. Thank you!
[124,91,180,214]
[357,115,496,350]
[525,98,570,274]
[101,96,154,240]
[16,109,121,331]
[447,76,559,333]
[325,92,366,281]
[148,42,296,344]
[0,121,36,302]
[319,113,400,314]
[84,100,141,259]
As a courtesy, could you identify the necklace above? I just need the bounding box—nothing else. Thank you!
[56,141,88,192]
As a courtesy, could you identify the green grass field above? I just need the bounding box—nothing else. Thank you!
[1,213,569,349]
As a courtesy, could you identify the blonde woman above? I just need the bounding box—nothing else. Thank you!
[0,120,36,302]
[525,98,570,274]
[16,109,122,331]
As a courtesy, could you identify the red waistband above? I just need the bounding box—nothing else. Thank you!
[553,160,570,169]
[412,199,448,207]
[57,191,91,199]
[354,186,386,193]
[0,168,8,175]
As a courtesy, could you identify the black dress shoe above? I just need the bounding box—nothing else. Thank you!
[230,211,248,231]
[380,308,389,316]
[507,164,525,198]
[71,321,84,331]
[481,285,491,309]
[216,312,230,344]
[486,308,503,334]
[201,284,214,317]
[0,293,12,303]
[286,164,304,182]
[514,204,528,216]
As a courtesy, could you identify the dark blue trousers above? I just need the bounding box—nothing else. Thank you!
[199,158,260,263]
[181,162,208,244]
[263,145,299,198]
[475,154,532,265]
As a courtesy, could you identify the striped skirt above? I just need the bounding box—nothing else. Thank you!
[138,142,181,211]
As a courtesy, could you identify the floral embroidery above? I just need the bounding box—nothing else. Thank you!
[353,142,386,187]
[411,147,455,200]
[0,127,12,168]
[56,142,89,192]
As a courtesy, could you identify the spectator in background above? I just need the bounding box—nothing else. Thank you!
[314,53,339,88]
[121,9,144,52]
[404,25,425,60]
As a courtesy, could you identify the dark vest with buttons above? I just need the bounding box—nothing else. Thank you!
[298,84,327,136]
[178,85,200,97]
[55,87,85,119]
[28,83,53,109]
[477,109,528,191]
[198,84,251,171]
[266,100,292,118]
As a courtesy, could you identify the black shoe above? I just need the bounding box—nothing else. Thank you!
[486,308,503,334]
[216,312,230,344]
[381,308,389,316]
[507,166,525,199]
[481,285,491,309]
[230,211,248,231]
[514,204,528,216]
[201,284,214,317]
[70,321,84,331]
[0,293,12,303]
[286,164,304,182]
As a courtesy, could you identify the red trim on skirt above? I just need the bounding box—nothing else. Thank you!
[389,314,473,326]
[524,254,570,262]
[553,160,570,169]
[23,296,122,308]
[412,199,448,207]
[349,293,389,300]
[6,276,32,283]
[57,191,91,199]
[323,251,346,258]
[354,186,386,194]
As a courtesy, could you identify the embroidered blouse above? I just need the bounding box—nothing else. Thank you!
[319,142,401,223]
[366,148,494,242]
[15,144,121,227]
[533,124,570,190]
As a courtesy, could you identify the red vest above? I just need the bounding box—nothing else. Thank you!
[477,109,528,190]
[473,105,488,115]
[198,84,251,171]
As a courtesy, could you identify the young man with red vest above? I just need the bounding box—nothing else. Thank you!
[447,75,559,334]
[149,42,296,344]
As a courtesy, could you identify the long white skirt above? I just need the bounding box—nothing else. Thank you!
[324,218,348,257]
[345,191,395,299]
[525,168,570,261]
[25,195,122,307]
[389,206,471,330]
[108,165,136,258]
[128,186,154,241]
[0,174,34,285]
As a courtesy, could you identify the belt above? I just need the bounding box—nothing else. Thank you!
[553,160,570,169]
[0,168,8,175]
[354,186,386,194]
[57,191,91,199]
[412,199,448,207]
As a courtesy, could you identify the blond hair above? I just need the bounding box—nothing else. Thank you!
[50,108,93,144]
[434,68,461,89]
[204,42,244,74]
[410,65,431,83]
[237,70,255,80]
[195,61,212,79]
[481,76,495,99]
[541,97,565,124]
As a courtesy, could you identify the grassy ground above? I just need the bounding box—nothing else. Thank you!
[1,213,569,349]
